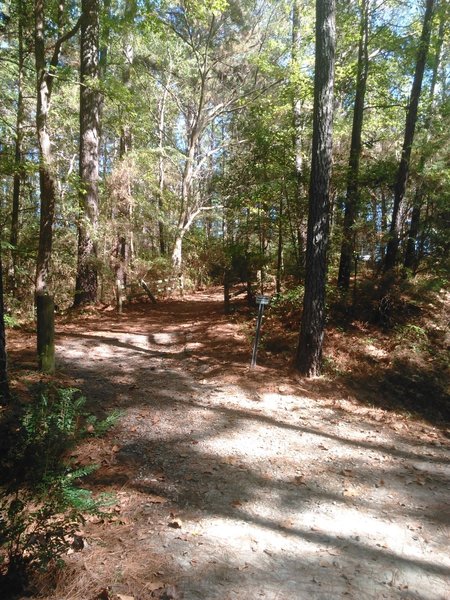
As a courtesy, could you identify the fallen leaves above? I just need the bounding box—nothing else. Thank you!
[168,514,183,529]
[147,582,165,593]
[146,495,168,505]
[293,475,307,485]
[94,589,134,600]
[339,469,353,477]
[343,487,359,498]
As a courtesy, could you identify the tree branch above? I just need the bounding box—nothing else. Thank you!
[47,14,82,94]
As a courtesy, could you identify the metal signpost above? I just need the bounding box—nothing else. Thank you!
[251,295,270,368]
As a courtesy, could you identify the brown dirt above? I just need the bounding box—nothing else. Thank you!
[6,289,450,600]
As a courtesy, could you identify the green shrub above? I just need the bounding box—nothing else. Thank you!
[3,314,20,329]
[394,323,428,352]
[0,386,118,595]
[271,285,304,309]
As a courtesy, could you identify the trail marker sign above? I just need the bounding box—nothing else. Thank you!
[251,295,271,367]
[256,295,270,306]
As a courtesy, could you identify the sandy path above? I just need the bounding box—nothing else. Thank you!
[47,291,450,599]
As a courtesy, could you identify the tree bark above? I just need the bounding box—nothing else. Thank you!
[35,0,57,299]
[34,0,57,373]
[171,117,202,272]
[10,0,25,295]
[337,0,370,289]
[74,0,100,306]
[292,0,303,187]
[295,0,336,377]
[404,3,444,271]
[384,0,435,271]
[0,251,10,405]
[158,84,169,255]
[276,192,284,295]
[291,0,306,278]
[34,0,81,371]
[113,0,136,309]
[36,294,55,372]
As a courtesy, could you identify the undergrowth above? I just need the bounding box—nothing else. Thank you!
[0,385,120,597]
[262,275,449,425]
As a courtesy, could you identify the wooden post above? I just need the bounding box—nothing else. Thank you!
[116,279,123,313]
[140,280,157,304]
[36,294,55,373]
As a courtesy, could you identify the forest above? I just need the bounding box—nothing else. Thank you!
[0,0,449,598]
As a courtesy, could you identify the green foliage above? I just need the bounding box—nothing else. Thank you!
[271,285,304,307]
[85,410,122,437]
[394,323,428,352]
[183,0,229,20]
[270,285,304,324]
[3,314,19,329]
[138,255,174,284]
[0,387,117,591]
[322,355,345,377]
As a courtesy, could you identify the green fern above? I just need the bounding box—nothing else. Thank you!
[0,385,120,588]
[85,409,122,436]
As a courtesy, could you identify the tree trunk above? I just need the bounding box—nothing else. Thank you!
[10,0,24,295]
[291,0,306,277]
[292,0,303,187]
[384,0,435,272]
[337,0,370,289]
[171,37,207,273]
[403,204,421,271]
[74,0,100,306]
[172,144,196,272]
[158,83,169,255]
[172,234,183,272]
[113,0,136,308]
[295,0,336,377]
[0,251,10,405]
[35,0,56,373]
[34,0,81,371]
[276,192,284,295]
[36,294,55,372]
[404,4,444,271]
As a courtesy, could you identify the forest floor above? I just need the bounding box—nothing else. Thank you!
[7,288,450,600]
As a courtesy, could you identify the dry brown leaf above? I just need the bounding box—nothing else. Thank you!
[294,475,306,485]
[87,515,104,524]
[168,518,182,529]
[280,519,294,529]
[94,588,111,600]
[147,495,168,504]
[147,582,165,592]
[158,584,182,599]
[340,469,353,476]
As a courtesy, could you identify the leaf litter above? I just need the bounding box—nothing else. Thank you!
[7,289,450,600]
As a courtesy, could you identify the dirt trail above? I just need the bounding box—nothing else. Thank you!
[12,290,450,599]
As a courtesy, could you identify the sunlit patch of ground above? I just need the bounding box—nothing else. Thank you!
[6,289,450,600]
